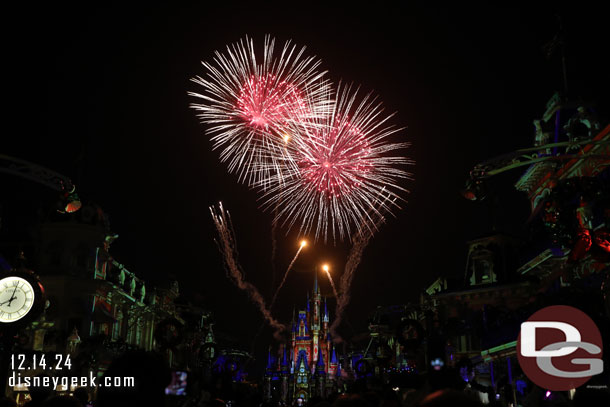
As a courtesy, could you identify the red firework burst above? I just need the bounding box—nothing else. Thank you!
[299,118,373,197]
[237,75,309,129]
[189,36,329,188]
[261,83,413,241]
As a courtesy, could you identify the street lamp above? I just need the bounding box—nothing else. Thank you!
[60,185,82,213]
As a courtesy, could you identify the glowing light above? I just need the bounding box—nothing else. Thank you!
[322,263,339,299]
[61,187,82,214]
[270,239,308,309]
[261,83,413,241]
[189,36,330,189]
[64,200,82,213]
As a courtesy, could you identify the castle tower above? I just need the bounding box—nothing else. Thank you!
[294,350,310,402]
[264,347,274,401]
[314,343,326,398]
[312,273,321,366]
[291,307,296,374]
[328,346,338,377]
[323,297,329,331]
[280,345,290,403]
[294,309,311,375]
[323,298,330,368]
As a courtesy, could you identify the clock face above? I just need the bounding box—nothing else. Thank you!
[0,276,36,323]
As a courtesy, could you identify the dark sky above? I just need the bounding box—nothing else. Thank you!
[2,3,609,370]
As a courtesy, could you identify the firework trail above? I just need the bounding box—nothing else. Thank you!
[322,265,339,299]
[330,216,381,342]
[260,83,413,242]
[190,36,330,189]
[269,240,307,309]
[210,202,285,337]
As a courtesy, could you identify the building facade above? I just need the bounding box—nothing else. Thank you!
[1,204,211,401]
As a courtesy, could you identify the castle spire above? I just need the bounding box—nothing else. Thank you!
[281,345,288,368]
[316,343,325,370]
[266,346,274,372]
[331,346,338,364]
[314,271,318,294]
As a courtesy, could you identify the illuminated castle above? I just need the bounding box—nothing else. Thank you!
[263,274,341,402]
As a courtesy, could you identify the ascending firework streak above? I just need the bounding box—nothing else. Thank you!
[190,35,330,189]
[269,240,307,309]
[260,83,413,242]
[322,264,339,299]
[210,202,285,337]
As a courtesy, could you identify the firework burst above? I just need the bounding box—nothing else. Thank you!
[189,36,330,188]
[261,83,413,241]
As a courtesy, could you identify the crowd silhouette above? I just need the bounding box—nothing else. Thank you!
[1,351,609,407]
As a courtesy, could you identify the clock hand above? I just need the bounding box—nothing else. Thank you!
[6,285,19,307]
[0,294,18,306]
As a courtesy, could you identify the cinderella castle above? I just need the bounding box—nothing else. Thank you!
[263,274,342,403]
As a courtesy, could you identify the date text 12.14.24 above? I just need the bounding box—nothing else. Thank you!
[11,354,72,371]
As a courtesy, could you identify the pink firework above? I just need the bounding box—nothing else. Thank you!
[300,118,373,196]
[189,36,329,189]
[261,83,413,241]
[237,75,308,128]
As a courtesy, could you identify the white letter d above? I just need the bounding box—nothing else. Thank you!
[520,322,581,357]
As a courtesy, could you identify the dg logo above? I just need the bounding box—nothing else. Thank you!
[517,305,604,391]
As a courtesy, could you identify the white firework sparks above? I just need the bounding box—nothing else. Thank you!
[260,83,413,241]
[189,35,330,189]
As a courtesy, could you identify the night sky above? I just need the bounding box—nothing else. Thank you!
[2,4,609,371]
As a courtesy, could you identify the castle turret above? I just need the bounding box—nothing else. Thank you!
[314,344,326,398]
[294,350,310,403]
[264,347,274,401]
[323,297,329,328]
[291,307,296,373]
[312,273,321,366]
[329,345,338,378]
[280,345,290,403]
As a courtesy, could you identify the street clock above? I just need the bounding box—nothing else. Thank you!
[0,276,35,323]
[0,269,45,325]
